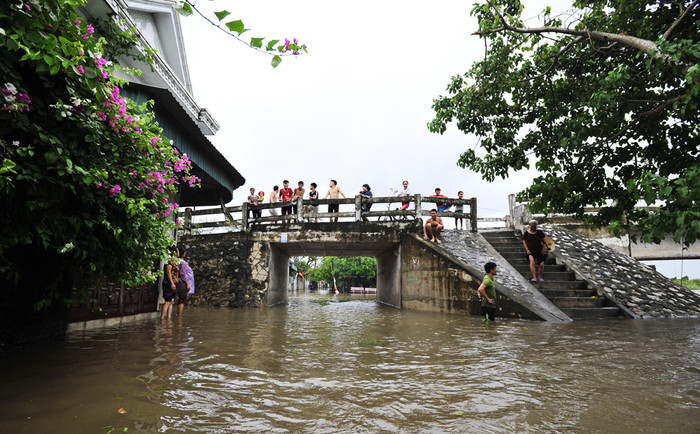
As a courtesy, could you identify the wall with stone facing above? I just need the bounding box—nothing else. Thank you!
[545,226,700,318]
[179,232,268,308]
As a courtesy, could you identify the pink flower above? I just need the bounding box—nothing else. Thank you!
[77,65,85,74]
[285,38,290,50]
[86,24,94,34]
[110,185,121,197]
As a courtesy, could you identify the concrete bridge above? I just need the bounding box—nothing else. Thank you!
[178,219,700,321]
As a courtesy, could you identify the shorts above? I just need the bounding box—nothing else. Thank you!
[401,202,409,208]
[305,205,316,214]
[269,208,278,217]
[437,204,449,212]
[482,306,496,321]
[328,203,339,213]
[526,251,548,265]
[177,294,187,305]
[162,284,175,302]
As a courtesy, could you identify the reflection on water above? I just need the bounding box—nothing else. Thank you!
[0,293,699,433]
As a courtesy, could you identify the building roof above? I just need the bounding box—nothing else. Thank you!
[82,0,245,205]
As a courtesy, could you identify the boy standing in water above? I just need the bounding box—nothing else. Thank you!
[478,262,498,323]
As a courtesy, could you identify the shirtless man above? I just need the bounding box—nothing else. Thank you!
[269,185,279,224]
[292,181,305,216]
[323,179,347,222]
[423,209,444,243]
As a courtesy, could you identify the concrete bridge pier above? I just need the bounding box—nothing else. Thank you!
[268,244,290,306]
[376,244,402,308]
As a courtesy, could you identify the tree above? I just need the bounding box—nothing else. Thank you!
[429,0,700,246]
[307,257,377,287]
[0,0,199,308]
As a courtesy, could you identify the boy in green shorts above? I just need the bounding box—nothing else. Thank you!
[478,262,498,322]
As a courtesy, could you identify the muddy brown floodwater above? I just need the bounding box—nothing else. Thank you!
[0,293,698,433]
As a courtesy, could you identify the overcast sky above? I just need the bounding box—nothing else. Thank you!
[179,0,557,217]
[178,0,698,278]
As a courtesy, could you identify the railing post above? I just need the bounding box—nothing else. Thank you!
[184,207,192,235]
[414,194,422,220]
[296,197,304,223]
[355,195,362,221]
[241,202,248,228]
[470,197,478,232]
[507,193,516,228]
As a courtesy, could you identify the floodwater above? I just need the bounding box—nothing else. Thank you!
[0,294,698,433]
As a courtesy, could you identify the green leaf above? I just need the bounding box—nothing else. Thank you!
[214,10,231,21]
[250,37,264,49]
[174,1,193,16]
[225,20,248,36]
[271,55,282,68]
[266,39,279,51]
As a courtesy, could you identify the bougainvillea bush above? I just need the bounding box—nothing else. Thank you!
[0,0,199,308]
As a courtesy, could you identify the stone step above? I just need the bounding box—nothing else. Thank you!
[520,271,576,281]
[539,288,596,297]
[533,280,589,290]
[513,264,567,273]
[558,307,621,320]
[550,297,607,308]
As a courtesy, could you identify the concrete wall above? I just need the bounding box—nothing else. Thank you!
[400,235,482,315]
[376,244,402,308]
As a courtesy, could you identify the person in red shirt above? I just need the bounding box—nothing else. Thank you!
[279,180,294,217]
[431,187,450,212]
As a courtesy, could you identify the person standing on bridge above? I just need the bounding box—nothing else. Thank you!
[306,182,319,222]
[431,187,450,212]
[324,179,347,222]
[478,262,498,323]
[292,181,305,217]
[269,185,279,224]
[454,190,464,230]
[360,183,373,222]
[523,219,548,282]
[279,180,294,218]
[247,188,261,221]
[423,209,444,243]
[397,180,411,212]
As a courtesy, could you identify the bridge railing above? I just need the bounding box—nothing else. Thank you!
[179,194,478,233]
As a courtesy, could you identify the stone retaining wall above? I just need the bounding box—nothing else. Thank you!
[544,226,700,318]
[179,232,268,308]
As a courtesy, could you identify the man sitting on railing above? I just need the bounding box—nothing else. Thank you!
[423,209,444,243]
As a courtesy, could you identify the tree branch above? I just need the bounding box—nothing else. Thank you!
[518,35,585,83]
[478,0,671,63]
[663,0,700,40]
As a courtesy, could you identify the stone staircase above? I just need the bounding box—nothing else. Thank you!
[482,230,621,320]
